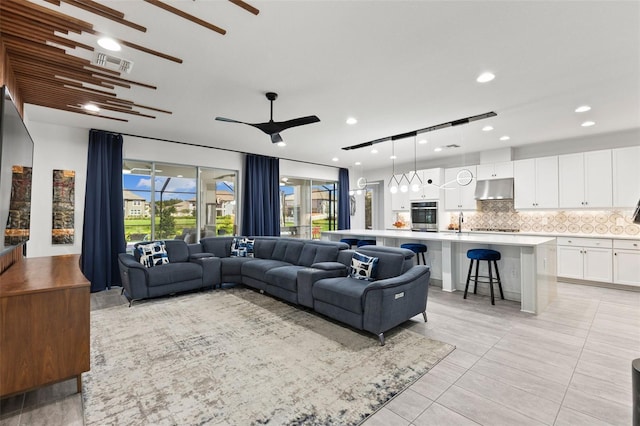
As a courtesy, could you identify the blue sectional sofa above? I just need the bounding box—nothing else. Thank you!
[117,236,431,345]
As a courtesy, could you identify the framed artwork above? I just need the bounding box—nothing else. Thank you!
[52,169,75,244]
[4,166,32,246]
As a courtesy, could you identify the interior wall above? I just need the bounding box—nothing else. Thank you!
[26,122,88,258]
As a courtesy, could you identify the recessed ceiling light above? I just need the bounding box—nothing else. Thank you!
[346,117,358,125]
[434,147,443,152]
[332,157,339,162]
[389,155,397,160]
[371,149,378,154]
[354,161,361,166]
[499,135,510,141]
[482,125,494,131]
[276,141,286,147]
[476,72,495,83]
[575,105,591,113]
[177,175,183,178]
[97,37,121,52]
[281,177,289,182]
[581,121,596,127]
[418,139,428,144]
[83,103,100,112]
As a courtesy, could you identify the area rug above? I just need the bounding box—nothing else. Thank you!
[83,287,454,425]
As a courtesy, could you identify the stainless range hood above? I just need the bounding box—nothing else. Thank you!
[474,178,514,200]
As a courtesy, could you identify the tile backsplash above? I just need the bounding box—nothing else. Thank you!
[449,200,639,237]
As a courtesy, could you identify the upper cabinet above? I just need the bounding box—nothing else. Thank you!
[444,166,477,210]
[514,156,558,209]
[559,150,612,208]
[612,146,640,208]
[410,168,443,201]
[390,175,411,211]
[476,161,514,180]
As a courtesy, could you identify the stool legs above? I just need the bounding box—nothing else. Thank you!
[464,259,504,304]
[420,252,426,265]
[464,259,474,299]
[494,260,504,300]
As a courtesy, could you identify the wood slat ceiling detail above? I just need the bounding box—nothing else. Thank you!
[0,0,259,121]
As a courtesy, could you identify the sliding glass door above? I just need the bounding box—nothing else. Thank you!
[280,177,337,239]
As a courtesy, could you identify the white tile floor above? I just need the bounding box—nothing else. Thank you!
[1,281,637,425]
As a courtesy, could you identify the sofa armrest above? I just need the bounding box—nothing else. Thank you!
[362,266,430,335]
[189,254,222,287]
[117,253,149,300]
[297,266,348,308]
[310,261,348,272]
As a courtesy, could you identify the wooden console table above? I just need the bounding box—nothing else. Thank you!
[0,254,90,397]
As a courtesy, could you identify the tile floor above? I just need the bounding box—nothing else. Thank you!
[1,282,637,425]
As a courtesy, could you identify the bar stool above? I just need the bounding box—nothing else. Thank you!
[340,238,359,248]
[357,239,376,248]
[400,243,427,265]
[464,249,504,305]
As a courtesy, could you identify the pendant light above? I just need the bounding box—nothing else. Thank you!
[407,134,422,192]
[388,140,400,193]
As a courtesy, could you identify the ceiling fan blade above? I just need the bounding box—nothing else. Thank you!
[215,116,246,124]
[277,115,320,131]
[271,133,283,143]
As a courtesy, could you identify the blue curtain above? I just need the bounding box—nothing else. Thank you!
[338,167,351,230]
[81,129,126,292]
[242,154,281,236]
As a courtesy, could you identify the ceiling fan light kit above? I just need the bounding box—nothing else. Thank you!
[216,92,320,143]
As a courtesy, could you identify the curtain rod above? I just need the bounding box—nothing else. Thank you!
[114,131,342,170]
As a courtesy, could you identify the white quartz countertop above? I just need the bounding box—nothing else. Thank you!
[323,229,556,246]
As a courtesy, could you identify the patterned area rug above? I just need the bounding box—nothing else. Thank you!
[83,287,454,425]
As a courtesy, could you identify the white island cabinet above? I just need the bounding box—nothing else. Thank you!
[322,229,557,314]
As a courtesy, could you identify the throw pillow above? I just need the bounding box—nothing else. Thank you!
[349,251,378,281]
[137,241,170,268]
[231,237,255,258]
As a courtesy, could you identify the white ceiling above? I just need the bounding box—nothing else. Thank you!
[24,1,640,171]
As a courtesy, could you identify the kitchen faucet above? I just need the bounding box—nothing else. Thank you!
[458,211,464,233]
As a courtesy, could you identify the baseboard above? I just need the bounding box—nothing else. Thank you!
[560,277,640,292]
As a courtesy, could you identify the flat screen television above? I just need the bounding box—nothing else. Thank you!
[0,86,35,257]
[632,199,640,224]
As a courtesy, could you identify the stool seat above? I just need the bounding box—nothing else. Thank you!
[340,238,359,248]
[467,248,501,261]
[400,243,428,265]
[400,243,427,253]
[357,239,376,248]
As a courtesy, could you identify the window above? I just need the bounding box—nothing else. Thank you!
[280,177,337,239]
[123,160,153,245]
[199,168,236,238]
[153,163,197,242]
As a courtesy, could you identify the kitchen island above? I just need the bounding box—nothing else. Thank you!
[322,229,557,314]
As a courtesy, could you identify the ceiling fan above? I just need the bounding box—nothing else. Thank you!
[215,92,320,143]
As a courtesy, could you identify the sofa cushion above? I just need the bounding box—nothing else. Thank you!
[136,241,170,268]
[349,251,379,281]
[353,246,414,280]
[312,277,369,314]
[253,238,277,259]
[221,257,254,277]
[145,263,202,287]
[242,259,291,281]
[200,237,234,258]
[313,245,340,264]
[165,239,190,263]
[231,237,255,257]
[265,265,307,292]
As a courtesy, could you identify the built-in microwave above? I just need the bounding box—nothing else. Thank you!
[411,201,438,231]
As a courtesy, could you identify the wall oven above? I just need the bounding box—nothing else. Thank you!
[411,201,438,231]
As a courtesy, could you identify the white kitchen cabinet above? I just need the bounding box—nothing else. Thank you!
[613,239,640,286]
[444,166,477,210]
[514,156,558,209]
[557,237,612,282]
[612,146,640,208]
[391,177,411,210]
[559,150,612,208]
[410,168,443,201]
[476,161,514,180]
